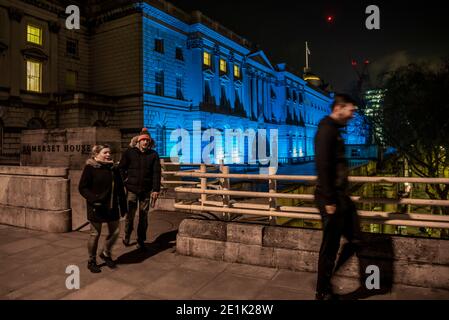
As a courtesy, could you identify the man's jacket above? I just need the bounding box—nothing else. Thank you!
[118,147,161,194]
[314,116,349,205]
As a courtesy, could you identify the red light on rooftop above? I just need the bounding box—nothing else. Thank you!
[351,60,357,66]
[364,59,370,64]
[326,15,334,22]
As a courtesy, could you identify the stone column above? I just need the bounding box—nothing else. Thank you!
[251,74,257,119]
[229,52,235,108]
[213,44,220,106]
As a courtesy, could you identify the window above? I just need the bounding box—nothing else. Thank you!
[175,47,184,61]
[292,90,297,103]
[233,65,241,79]
[176,76,184,100]
[219,59,227,74]
[65,70,77,91]
[155,70,164,96]
[286,87,291,100]
[66,39,78,57]
[203,51,211,68]
[26,60,42,92]
[154,38,164,53]
[27,24,42,46]
[155,125,166,156]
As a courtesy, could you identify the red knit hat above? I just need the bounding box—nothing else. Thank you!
[137,128,151,142]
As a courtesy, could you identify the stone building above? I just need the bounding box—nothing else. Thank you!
[0,0,366,165]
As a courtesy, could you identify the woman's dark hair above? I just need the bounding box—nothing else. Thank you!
[331,93,357,110]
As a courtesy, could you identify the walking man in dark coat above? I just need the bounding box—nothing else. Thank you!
[314,93,362,300]
[119,128,161,250]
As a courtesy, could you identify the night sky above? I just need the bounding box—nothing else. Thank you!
[168,0,449,92]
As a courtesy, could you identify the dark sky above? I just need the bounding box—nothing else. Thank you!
[168,0,449,92]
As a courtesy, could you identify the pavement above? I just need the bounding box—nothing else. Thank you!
[0,210,448,300]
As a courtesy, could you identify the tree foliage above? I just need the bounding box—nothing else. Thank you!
[379,59,449,208]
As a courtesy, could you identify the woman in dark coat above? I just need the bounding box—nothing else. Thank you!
[79,144,127,273]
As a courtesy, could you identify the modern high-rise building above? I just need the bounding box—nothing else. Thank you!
[0,0,366,164]
[363,88,386,145]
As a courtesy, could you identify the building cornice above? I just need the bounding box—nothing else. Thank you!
[21,47,48,61]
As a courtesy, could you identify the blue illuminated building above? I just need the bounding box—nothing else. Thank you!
[139,1,366,164]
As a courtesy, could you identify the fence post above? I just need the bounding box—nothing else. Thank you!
[220,163,231,220]
[268,166,277,225]
[200,163,207,205]
[160,159,165,197]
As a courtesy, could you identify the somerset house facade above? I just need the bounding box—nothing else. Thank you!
[0,0,366,165]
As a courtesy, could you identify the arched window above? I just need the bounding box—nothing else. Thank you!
[27,117,46,129]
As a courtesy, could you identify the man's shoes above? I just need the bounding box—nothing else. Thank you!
[99,251,117,269]
[136,241,147,251]
[87,260,101,273]
[122,238,131,247]
[315,291,340,300]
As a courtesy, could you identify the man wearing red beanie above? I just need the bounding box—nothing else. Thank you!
[118,128,161,250]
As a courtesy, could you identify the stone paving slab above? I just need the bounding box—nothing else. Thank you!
[255,285,315,300]
[4,274,68,300]
[0,238,49,255]
[141,268,218,299]
[224,263,279,280]
[192,272,269,300]
[270,269,317,292]
[1,211,449,300]
[62,278,136,300]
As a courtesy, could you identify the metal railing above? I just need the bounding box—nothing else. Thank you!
[161,161,449,229]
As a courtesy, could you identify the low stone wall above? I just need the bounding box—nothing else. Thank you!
[0,166,71,232]
[177,219,449,290]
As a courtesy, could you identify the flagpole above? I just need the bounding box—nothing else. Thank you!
[305,41,309,70]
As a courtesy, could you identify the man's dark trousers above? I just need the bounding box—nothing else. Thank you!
[124,191,151,244]
[314,190,362,294]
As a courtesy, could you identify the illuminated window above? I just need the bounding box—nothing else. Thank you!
[219,59,227,73]
[233,65,240,79]
[26,60,42,92]
[65,70,77,91]
[203,51,211,67]
[27,24,42,46]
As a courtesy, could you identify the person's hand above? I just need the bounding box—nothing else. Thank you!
[150,192,160,208]
[325,204,336,215]
[151,192,160,198]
